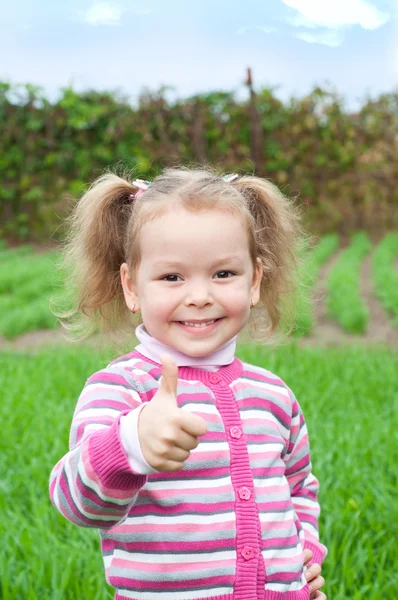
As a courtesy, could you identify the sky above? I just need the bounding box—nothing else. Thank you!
[1,0,397,111]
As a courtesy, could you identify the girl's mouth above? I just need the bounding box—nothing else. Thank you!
[176,318,223,333]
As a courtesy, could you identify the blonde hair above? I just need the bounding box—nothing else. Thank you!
[53,165,309,346]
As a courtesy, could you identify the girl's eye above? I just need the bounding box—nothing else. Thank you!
[161,275,181,282]
[160,271,236,282]
[216,271,236,278]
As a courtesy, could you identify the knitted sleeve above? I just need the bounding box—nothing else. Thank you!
[283,387,328,566]
[49,365,148,529]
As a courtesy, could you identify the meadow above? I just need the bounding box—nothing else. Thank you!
[0,343,397,599]
[0,236,397,599]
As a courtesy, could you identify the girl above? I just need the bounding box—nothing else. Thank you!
[49,167,327,600]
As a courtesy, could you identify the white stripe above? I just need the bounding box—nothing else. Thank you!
[180,403,222,415]
[253,476,286,487]
[76,408,122,419]
[83,381,142,401]
[117,586,233,600]
[265,579,307,593]
[291,497,318,508]
[241,410,289,433]
[300,522,319,537]
[125,511,236,525]
[248,380,290,399]
[259,509,295,523]
[248,443,284,453]
[145,475,232,490]
[262,545,303,559]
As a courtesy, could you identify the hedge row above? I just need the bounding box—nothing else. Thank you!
[0,80,397,240]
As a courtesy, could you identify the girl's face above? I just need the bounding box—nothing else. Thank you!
[121,208,262,357]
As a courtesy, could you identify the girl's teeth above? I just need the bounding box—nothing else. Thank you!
[182,320,215,327]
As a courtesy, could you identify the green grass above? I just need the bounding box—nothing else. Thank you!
[292,233,340,337]
[1,342,397,599]
[372,233,398,326]
[326,231,372,334]
[0,249,61,339]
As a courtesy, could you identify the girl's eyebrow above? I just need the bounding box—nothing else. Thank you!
[154,256,242,269]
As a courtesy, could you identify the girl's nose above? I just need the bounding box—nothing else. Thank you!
[184,285,214,307]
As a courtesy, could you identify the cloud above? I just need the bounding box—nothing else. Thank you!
[295,29,345,47]
[76,2,152,25]
[282,0,390,30]
[80,3,122,26]
[236,25,278,35]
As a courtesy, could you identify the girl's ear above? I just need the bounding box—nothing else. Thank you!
[120,263,139,311]
[250,258,263,304]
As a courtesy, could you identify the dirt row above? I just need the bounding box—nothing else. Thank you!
[1,250,397,352]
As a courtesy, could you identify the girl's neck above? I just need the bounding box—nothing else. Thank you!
[134,323,237,370]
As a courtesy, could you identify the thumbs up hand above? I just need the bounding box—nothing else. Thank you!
[138,354,208,472]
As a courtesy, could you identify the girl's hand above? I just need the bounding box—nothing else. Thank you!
[303,549,326,600]
[138,354,208,472]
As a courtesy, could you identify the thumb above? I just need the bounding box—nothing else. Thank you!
[159,354,179,399]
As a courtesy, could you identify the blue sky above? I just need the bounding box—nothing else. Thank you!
[1,0,396,110]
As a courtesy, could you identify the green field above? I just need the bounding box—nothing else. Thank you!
[0,343,397,599]
[0,232,397,341]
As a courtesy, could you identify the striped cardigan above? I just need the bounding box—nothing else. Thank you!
[49,350,327,600]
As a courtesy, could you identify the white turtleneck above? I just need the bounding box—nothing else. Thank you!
[134,323,237,369]
[119,324,238,475]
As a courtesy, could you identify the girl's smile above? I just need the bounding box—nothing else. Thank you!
[175,317,225,334]
[121,207,262,357]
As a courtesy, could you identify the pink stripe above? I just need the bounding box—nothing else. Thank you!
[243,397,290,425]
[260,519,294,532]
[250,450,283,462]
[241,369,284,386]
[234,380,289,406]
[83,436,136,500]
[255,500,291,511]
[114,519,236,534]
[112,557,236,573]
[189,450,230,461]
[108,538,232,552]
[266,571,301,583]
[110,573,233,591]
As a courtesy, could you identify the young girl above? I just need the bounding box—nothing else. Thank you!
[49,167,327,600]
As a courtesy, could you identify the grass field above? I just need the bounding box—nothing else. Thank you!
[1,342,397,599]
[0,232,397,342]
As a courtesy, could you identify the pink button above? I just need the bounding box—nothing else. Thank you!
[241,546,255,560]
[230,426,242,439]
[209,374,221,384]
[239,487,251,500]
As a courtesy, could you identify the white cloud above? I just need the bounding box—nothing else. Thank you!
[282,0,390,30]
[295,29,345,47]
[81,3,122,26]
[237,25,278,35]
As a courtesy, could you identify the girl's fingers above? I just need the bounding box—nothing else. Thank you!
[305,562,321,582]
[310,592,327,600]
[308,575,325,594]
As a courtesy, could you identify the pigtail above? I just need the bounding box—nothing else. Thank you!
[234,176,309,340]
[52,173,138,340]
